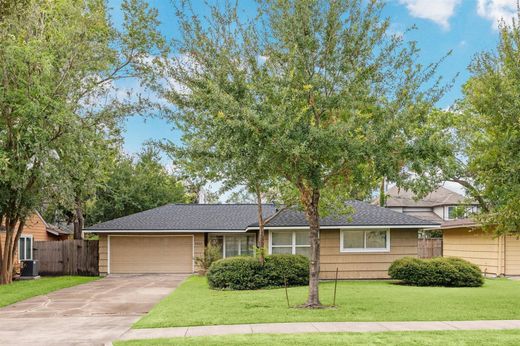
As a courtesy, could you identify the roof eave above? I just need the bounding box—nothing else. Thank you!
[83,229,250,233]
[246,224,440,231]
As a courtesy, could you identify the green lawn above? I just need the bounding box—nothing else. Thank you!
[0,276,98,308]
[134,276,520,328]
[115,329,520,346]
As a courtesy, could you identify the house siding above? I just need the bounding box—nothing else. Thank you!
[266,228,417,279]
[98,232,204,275]
[0,214,58,273]
[443,228,500,275]
[320,229,418,279]
[505,235,520,276]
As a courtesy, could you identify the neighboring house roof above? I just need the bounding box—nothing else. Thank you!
[0,212,72,237]
[46,223,74,236]
[440,218,480,230]
[398,211,444,223]
[260,200,439,228]
[85,200,439,233]
[383,186,469,207]
[85,204,278,231]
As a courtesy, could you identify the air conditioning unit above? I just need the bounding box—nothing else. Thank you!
[21,260,39,277]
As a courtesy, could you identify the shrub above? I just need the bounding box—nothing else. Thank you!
[207,254,309,290]
[194,243,222,275]
[207,257,265,290]
[389,256,484,287]
[263,254,309,287]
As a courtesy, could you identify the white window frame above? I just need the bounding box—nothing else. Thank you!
[269,230,310,255]
[18,235,33,261]
[208,234,256,258]
[340,229,390,253]
[445,205,458,220]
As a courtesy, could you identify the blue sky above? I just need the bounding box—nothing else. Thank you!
[111,0,517,156]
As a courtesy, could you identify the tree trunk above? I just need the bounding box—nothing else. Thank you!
[0,218,25,285]
[255,187,265,264]
[300,186,322,307]
[74,200,84,240]
[379,177,386,207]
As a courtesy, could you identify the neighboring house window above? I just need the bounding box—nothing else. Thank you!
[446,206,458,220]
[208,234,255,258]
[270,230,310,257]
[446,205,478,220]
[19,235,33,261]
[340,229,390,253]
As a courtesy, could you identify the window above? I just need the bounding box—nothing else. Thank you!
[270,231,310,257]
[19,235,33,261]
[340,229,389,252]
[208,234,255,258]
[446,205,478,220]
[446,206,458,220]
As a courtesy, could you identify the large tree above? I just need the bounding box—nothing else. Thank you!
[449,10,520,235]
[164,0,449,307]
[86,147,189,226]
[0,0,165,284]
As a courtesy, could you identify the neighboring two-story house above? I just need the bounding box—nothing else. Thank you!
[381,185,478,224]
[381,185,519,277]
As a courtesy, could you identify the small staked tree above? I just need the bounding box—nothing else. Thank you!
[0,0,166,284]
[164,0,450,307]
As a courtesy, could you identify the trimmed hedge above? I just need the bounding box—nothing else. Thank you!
[388,256,484,287]
[207,254,309,290]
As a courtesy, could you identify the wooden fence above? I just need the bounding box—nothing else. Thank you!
[418,238,443,258]
[33,239,99,276]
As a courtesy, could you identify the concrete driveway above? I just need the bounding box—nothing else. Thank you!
[0,274,187,346]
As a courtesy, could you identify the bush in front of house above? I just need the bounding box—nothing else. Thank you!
[207,254,310,290]
[388,256,484,287]
[207,256,265,290]
[194,242,222,275]
[263,254,309,287]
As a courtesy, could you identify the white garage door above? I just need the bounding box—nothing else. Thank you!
[109,236,193,274]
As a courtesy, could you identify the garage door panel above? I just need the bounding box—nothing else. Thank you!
[110,236,193,274]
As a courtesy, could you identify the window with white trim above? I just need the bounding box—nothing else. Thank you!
[19,235,33,260]
[270,230,310,257]
[340,229,390,252]
[208,234,255,258]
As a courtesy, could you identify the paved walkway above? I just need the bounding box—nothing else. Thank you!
[119,320,520,341]
[0,274,187,346]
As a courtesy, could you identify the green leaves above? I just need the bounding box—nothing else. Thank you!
[456,9,520,236]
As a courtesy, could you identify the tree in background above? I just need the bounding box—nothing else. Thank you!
[86,147,189,226]
[43,120,121,239]
[162,0,450,307]
[452,10,520,235]
[0,0,165,284]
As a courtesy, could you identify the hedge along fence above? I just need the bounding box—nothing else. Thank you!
[207,254,309,290]
[388,257,484,287]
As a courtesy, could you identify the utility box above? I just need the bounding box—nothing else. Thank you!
[21,260,39,277]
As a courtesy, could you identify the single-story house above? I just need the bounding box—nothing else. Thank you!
[0,212,72,271]
[85,201,438,279]
[442,220,520,276]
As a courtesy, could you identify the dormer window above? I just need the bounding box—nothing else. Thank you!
[447,206,458,220]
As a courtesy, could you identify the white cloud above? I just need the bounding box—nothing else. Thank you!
[399,0,462,30]
[477,0,517,29]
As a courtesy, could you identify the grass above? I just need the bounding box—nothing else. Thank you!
[134,275,520,328]
[0,276,99,308]
[115,329,520,346]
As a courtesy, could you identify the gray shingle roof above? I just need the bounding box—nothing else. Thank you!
[85,204,277,231]
[383,186,468,207]
[86,200,438,232]
[262,200,440,228]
